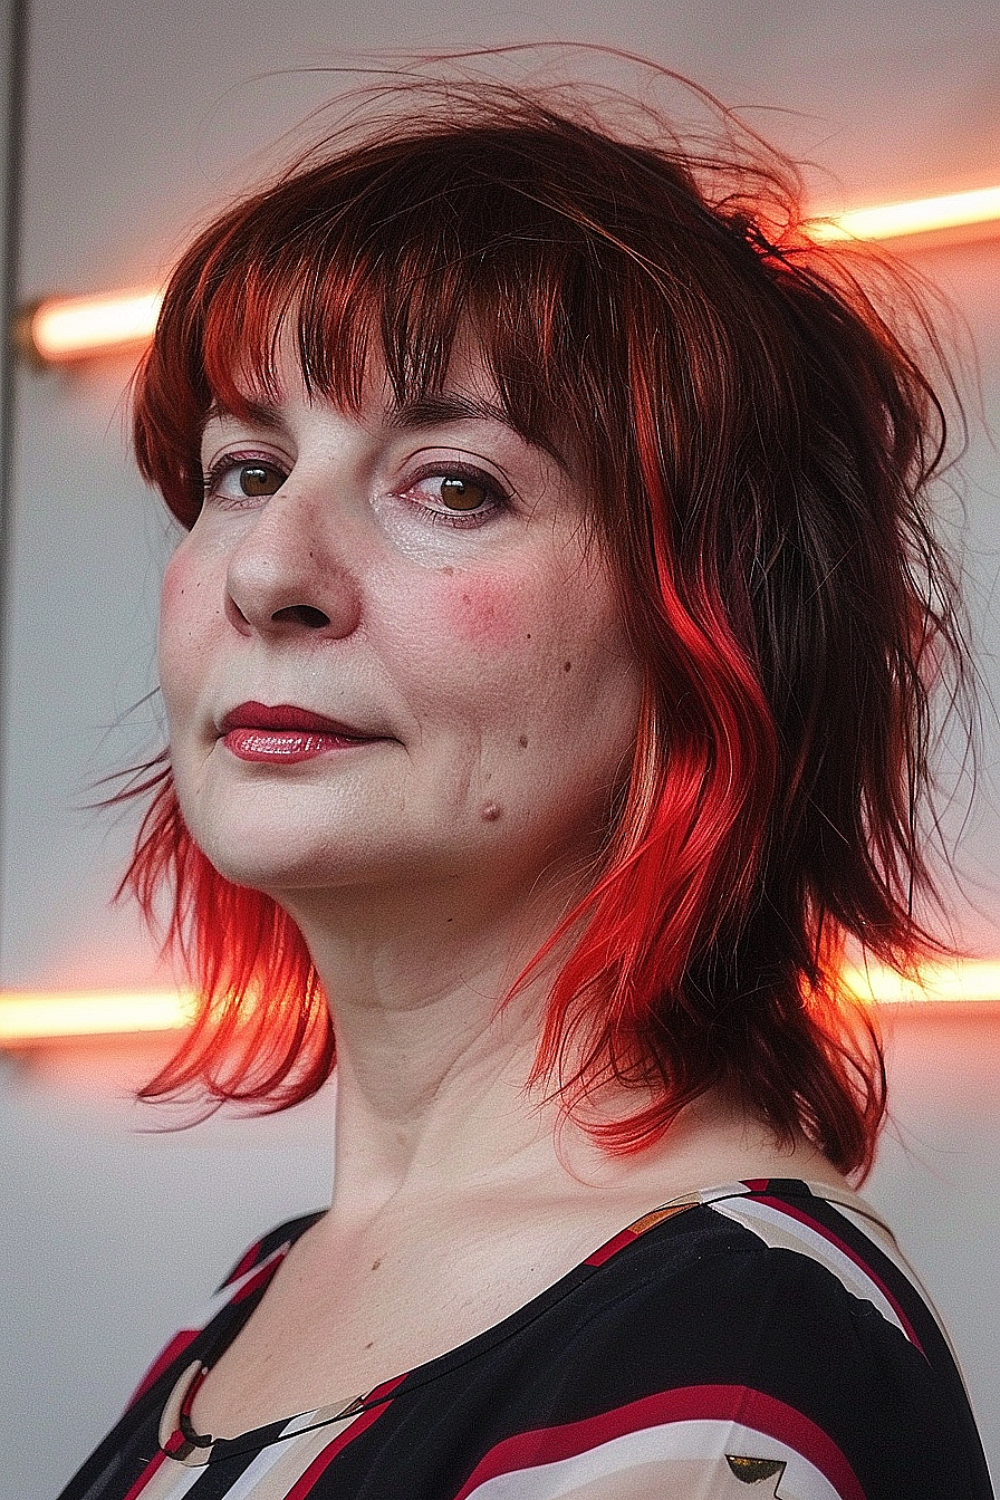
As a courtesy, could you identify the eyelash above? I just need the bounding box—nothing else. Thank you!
[400,463,511,528]
[201,451,286,508]
[200,453,512,528]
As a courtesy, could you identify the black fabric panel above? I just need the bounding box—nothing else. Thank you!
[55,1184,995,1500]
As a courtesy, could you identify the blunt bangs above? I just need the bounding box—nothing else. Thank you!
[136,118,658,529]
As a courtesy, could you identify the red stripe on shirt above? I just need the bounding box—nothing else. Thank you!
[120,1447,169,1500]
[751,1195,924,1352]
[452,1384,866,1500]
[223,1237,270,1286]
[230,1253,287,1304]
[584,1226,640,1266]
[283,1376,408,1499]
[127,1329,200,1406]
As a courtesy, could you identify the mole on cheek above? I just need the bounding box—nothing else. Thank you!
[563,660,572,672]
[481,801,503,822]
[518,735,528,749]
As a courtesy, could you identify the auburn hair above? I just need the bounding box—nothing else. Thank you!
[124,69,965,1176]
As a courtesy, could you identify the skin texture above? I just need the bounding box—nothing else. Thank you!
[159,343,846,1449]
[161,348,643,917]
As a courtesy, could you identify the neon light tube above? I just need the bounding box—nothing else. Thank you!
[809,185,1000,243]
[17,183,998,365]
[23,287,163,364]
[842,960,1000,1005]
[0,964,997,1046]
[0,989,197,1043]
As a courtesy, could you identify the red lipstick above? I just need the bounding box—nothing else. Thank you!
[220,701,383,764]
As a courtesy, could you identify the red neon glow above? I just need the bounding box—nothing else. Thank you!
[25,287,162,363]
[809,185,1000,243]
[0,990,197,1043]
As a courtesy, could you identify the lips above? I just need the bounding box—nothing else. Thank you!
[219,701,384,764]
[221,701,372,736]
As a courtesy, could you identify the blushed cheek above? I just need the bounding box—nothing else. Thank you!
[159,551,190,620]
[157,552,203,705]
[442,577,526,647]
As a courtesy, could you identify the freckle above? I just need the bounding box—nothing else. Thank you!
[481,801,502,822]
[365,1340,374,1350]
[441,565,454,576]
[518,735,528,749]
[371,1258,382,1271]
[526,632,531,640]
[563,660,572,672]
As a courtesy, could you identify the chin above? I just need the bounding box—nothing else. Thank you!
[179,800,336,892]
[196,839,333,894]
[177,765,389,891]
[190,815,430,899]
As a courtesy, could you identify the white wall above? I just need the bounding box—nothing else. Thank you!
[2,2,999,1497]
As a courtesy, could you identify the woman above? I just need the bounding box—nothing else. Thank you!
[59,69,992,1500]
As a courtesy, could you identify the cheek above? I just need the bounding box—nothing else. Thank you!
[158,548,210,707]
[158,550,190,631]
[441,575,525,648]
[429,569,641,744]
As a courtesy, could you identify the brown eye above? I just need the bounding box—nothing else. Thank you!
[240,463,283,497]
[439,475,490,511]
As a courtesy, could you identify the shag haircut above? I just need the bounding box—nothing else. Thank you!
[125,65,965,1177]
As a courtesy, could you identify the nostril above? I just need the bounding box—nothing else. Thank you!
[273,604,331,629]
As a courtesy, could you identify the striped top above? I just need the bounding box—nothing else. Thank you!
[58,1179,993,1499]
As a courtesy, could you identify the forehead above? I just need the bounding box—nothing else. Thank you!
[152,194,619,530]
[205,324,573,471]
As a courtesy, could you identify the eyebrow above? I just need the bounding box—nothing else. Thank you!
[387,393,567,468]
[204,392,516,432]
[203,398,286,435]
[203,393,567,468]
[388,393,516,431]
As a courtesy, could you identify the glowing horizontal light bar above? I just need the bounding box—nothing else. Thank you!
[17,183,999,366]
[809,185,1000,243]
[0,989,197,1043]
[24,287,163,363]
[1,964,998,1045]
[844,960,1000,1005]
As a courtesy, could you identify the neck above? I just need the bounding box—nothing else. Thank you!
[273,875,848,1228]
[279,874,587,1221]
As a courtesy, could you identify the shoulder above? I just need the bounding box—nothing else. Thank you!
[126,1209,326,1407]
[586,1177,945,1337]
[544,1179,992,1499]
[55,1212,328,1500]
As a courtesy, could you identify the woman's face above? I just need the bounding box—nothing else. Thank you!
[159,341,643,917]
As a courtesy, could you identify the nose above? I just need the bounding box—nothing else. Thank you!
[224,482,363,641]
